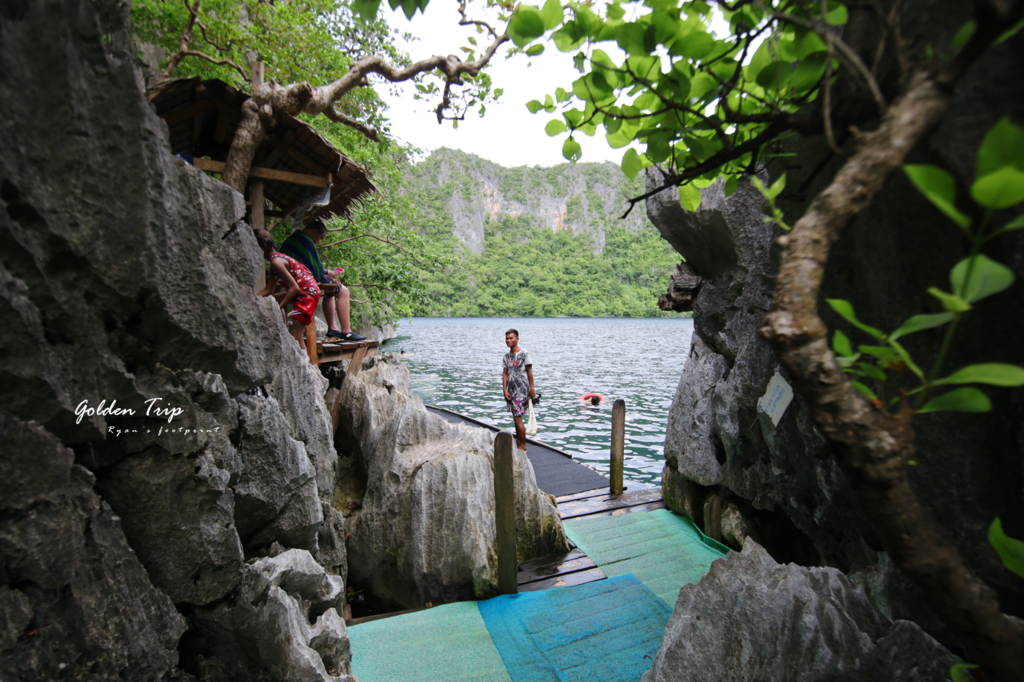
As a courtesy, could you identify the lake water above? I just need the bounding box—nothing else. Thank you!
[386,317,694,488]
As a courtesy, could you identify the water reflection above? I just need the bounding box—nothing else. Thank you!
[386,317,694,488]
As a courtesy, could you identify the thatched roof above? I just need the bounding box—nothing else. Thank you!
[146,78,377,222]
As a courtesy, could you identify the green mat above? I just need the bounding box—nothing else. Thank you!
[563,509,728,605]
[349,601,512,682]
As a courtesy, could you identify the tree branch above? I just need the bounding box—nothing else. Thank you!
[161,0,202,81]
[761,2,1024,678]
[323,106,382,142]
[320,233,426,265]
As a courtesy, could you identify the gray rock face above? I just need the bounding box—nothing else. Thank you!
[647,16,1024,638]
[0,411,186,681]
[0,0,352,677]
[648,171,866,568]
[339,354,569,609]
[192,549,355,682]
[643,541,957,682]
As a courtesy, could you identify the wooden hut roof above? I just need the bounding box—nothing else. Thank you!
[146,77,377,222]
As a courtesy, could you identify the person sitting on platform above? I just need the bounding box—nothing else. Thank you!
[279,220,366,342]
[255,230,321,350]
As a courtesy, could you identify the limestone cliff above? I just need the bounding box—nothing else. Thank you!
[648,24,1024,644]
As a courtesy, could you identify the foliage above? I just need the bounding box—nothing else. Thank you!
[989,518,1024,581]
[510,0,862,210]
[823,120,1024,414]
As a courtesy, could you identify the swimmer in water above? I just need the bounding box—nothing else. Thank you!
[590,395,601,406]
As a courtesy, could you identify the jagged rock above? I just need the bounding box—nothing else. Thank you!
[192,549,354,682]
[721,502,760,550]
[658,263,702,312]
[0,412,185,680]
[643,541,958,682]
[339,354,569,609]
[234,393,323,552]
[95,442,245,605]
[647,170,874,576]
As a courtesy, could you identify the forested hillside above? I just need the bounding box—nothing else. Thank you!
[402,149,683,317]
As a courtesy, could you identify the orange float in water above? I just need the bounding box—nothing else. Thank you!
[580,393,605,404]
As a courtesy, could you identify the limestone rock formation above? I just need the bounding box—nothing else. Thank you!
[190,549,355,682]
[338,354,570,609]
[643,541,957,682]
[0,412,186,681]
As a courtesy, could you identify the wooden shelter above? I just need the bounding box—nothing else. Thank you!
[146,77,377,228]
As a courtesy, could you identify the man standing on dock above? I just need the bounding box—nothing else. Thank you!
[502,329,535,453]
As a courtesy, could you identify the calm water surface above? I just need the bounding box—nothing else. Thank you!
[387,317,694,488]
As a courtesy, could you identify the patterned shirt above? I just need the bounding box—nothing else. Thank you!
[503,349,533,399]
[271,252,320,299]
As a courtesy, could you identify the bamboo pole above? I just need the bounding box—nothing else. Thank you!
[611,399,625,495]
[493,432,518,595]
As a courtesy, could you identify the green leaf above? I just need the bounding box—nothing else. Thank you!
[850,380,877,401]
[825,1,848,25]
[669,30,715,59]
[352,0,382,20]
[902,165,971,230]
[791,52,828,93]
[888,339,925,380]
[826,299,884,339]
[927,287,972,312]
[833,329,854,357]
[756,61,791,91]
[934,363,1024,387]
[525,44,545,56]
[508,6,546,48]
[555,87,570,103]
[989,518,1024,580]
[525,99,544,114]
[616,22,649,57]
[540,0,563,30]
[621,148,643,180]
[890,312,954,340]
[858,363,887,381]
[976,118,1024,178]
[951,664,980,682]
[544,119,566,136]
[971,166,1024,209]
[950,254,1015,303]
[918,387,992,413]
[995,19,1024,45]
[951,20,976,52]
[679,183,702,212]
[553,22,586,52]
[859,345,900,364]
[724,175,738,197]
[562,136,582,162]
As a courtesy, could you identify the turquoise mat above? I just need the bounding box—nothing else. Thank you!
[349,601,511,682]
[563,509,728,605]
[478,574,672,682]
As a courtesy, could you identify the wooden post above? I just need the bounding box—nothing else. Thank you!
[610,399,625,495]
[305,323,319,366]
[493,432,518,595]
[249,60,265,232]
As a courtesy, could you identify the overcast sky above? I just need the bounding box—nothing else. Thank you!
[378,3,626,169]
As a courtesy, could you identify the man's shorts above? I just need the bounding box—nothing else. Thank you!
[289,291,321,326]
[506,397,528,418]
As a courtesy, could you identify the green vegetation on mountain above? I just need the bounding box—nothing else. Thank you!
[401,149,682,317]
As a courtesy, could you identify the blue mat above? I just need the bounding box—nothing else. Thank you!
[478,574,672,682]
[563,509,728,606]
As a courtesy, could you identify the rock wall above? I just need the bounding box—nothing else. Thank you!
[0,0,350,678]
[647,22,1024,642]
[643,540,957,682]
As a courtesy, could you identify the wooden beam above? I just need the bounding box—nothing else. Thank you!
[610,399,625,495]
[494,432,518,595]
[269,135,338,178]
[160,98,216,127]
[192,159,330,188]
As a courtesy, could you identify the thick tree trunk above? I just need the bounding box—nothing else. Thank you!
[222,99,265,193]
[762,67,1024,681]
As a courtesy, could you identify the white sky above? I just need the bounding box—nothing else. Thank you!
[378,3,626,168]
